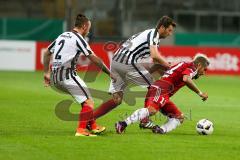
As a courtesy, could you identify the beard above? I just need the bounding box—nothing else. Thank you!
[159,35,167,39]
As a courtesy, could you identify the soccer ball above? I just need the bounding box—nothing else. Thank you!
[196,119,214,135]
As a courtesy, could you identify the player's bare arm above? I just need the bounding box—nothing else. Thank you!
[183,75,208,101]
[88,54,116,82]
[88,54,110,75]
[150,46,170,69]
[148,60,168,75]
[149,16,176,70]
[43,49,52,87]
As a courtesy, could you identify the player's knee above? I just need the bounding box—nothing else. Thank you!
[84,99,94,109]
[112,92,123,105]
[147,106,158,116]
[113,97,122,105]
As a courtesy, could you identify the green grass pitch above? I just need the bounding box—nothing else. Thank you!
[0,71,239,160]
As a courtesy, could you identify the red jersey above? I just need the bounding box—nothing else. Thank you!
[152,62,197,97]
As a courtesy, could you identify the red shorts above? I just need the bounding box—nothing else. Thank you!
[144,86,182,118]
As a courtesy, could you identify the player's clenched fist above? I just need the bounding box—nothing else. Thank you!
[198,92,208,101]
[44,72,50,87]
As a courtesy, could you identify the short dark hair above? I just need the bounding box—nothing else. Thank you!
[74,14,89,28]
[156,16,176,29]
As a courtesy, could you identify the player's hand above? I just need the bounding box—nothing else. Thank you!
[44,72,50,87]
[165,62,171,70]
[162,62,171,70]
[110,73,117,83]
[198,92,208,101]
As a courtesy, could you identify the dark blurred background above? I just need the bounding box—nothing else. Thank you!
[0,0,240,46]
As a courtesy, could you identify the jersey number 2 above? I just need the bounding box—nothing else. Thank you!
[55,40,65,59]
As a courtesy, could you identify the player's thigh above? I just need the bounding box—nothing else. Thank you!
[108,78,126,94]
[50,82,69,94]
[108,61,127,94]
[160,100,183,120]
[144,87,166,115]
[111,91,123,105]
[62,76,92,104]
[126,64,153,87]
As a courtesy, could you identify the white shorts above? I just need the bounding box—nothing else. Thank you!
[109,60,153,94]
[50,68,92,104]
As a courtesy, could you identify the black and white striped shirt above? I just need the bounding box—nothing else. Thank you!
[112,28,160,64]
[48,30,93,70]
[47,30,93,82]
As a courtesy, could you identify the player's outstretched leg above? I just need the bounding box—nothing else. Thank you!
[93,92,123,119]
[152,117,182,134]
[115,107,153,134]
[152,101,184,134]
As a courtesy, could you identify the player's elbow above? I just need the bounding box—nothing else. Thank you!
[43,49,51,58]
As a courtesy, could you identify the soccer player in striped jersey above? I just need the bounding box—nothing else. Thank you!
[115,54,209,134]
[93,16,176,123]
[43,14,114,137]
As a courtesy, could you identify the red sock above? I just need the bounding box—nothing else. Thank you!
[89,120,97,129]
[78,103,94,129]
[93,99,118,119]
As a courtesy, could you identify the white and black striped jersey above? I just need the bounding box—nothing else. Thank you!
[47,30,93,83]
[48,30,93,71]
[112,28,160,64]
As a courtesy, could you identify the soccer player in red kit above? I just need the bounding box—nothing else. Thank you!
[115,54,209,134]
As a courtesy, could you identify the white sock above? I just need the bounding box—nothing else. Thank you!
[125,108,149,125]
[160,118,181,133]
